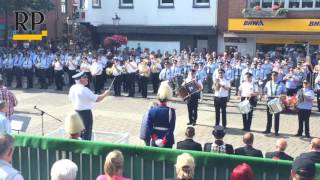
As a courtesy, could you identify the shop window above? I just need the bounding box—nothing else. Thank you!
[302,0,314,8]
[274,0,285,7]
[119,0,133,8]
[249,0,261,7]
[159,0,174,8]
[193,0,210,8]
[316,0,320,7]
[289,0,301,8]
[262,0,272,8]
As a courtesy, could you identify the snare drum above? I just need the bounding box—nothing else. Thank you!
[177,80,200,100]
[267,98,284,114]
[238,99,251,114]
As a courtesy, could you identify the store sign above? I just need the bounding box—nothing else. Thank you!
[229,18,320,32]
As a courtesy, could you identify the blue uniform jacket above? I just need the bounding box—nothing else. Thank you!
[147,106,176,146]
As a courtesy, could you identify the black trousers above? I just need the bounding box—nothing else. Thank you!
[14,67,23,88]
[234,77,241,95]
[38,69,48,89]
[140,76,149,98]
[317,90,320,111]
[187,94,199,124]
[84,72,92,89]
[241,97,256,131]
[46,67,54,85]
[67,69,77,87]
[4,69,13,87]
[24,69,33,88]
[92,74,104,94]
[287,88,297,96]
[113,75,122,96]
[214,96,228,127]
[54,70,64,90]
[266,105,280,133]
[127,73,136,97]
[207,73,213,93]
[151,72,160,93]
[297,108,311,136]
[76,110,93,140]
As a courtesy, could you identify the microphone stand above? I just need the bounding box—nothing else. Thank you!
[34,106,62,136]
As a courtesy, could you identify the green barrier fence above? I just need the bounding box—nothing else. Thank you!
[11,134,320,180]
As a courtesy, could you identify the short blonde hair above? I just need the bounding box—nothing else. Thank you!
[175,153,195,180]
[157,81,173,102]
[104,150,124,177]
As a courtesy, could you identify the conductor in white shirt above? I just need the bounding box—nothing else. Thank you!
[68,72,110,140]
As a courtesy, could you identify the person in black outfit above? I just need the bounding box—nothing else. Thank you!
[298,138,320,164]
[203,125,234,154]
[185,70,202,126]
[235,132,263,158]
[291,156,316,180]
[265,138,293,161]
[176,127,202,151]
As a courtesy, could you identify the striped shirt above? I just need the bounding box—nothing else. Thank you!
[0,87,17,120]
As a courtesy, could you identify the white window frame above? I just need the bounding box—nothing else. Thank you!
[61,0,67,14]
[119,0,133,8]
[194,0,210,7]
[250,0,320,9]
[159,0,174,8]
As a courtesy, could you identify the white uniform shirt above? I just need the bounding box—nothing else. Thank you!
[126,61,138,73]
[52,60,63,71]
[68,84,98,110]
[80,62,91,72]
[239,81,259,97]
[90,62,103,76]
[67,58,77,70]
[213,78,230,97]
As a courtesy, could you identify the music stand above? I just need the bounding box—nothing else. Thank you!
[10,115,31,133]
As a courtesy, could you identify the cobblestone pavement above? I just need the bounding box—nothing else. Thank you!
[12,86,320,158]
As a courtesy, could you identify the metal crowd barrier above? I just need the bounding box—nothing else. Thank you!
[12,134,320,180]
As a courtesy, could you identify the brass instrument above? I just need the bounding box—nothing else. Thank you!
[297,89,304,104]
[139,63,150,77]
[212,78,221,92]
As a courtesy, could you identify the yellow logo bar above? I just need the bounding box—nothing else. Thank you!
[13,30,48,41]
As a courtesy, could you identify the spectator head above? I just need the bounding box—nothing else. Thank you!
[310,138,320,151]
[185,127,195,139]
[212,125,225,140]
[0,101,8,113]
[175,153,195,180]
[245,72,253,82]
[104,150,124,177]
[276,138,287,152]
[50,159,78,180]
[291,157,316,180]
[303,80,310,88]
[243,133,254,146]
[0,134,15,163]
[64,112,85,139]
[231,163,255,180]
[157,81,173,103]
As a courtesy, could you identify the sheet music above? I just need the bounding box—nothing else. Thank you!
[11,120,23,131]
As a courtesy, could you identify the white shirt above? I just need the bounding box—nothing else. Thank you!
[67,58,77,70]
[90,62,103,76]
[213,78,230,97]
[68,84,98,110]
[53,60,63,71]
[239,81,259,97]
[126,61,137,73]
[80,62,91,72]
[0,112,11,135]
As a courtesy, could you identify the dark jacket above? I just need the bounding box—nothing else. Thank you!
[235,145,263,158]
[265,151,294,161]
[299,151,320,164]
[203,140,234,154]
[177,138,202,151]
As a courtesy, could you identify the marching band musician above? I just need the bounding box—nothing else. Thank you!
[52,54,64,91]
[3,53,14,87]
[125,56,138,97]
[112,58,123,96]
[263,71,286,136]
[138,59,151,98]
[159,61,173,82]
[213,68,230,128]
[238,72,259,132]
[284,67,300,96]
[90,57,104,94]
[150,55,162,94]
[184,69,202,126]
[147,81,176,148]
[206,57,218,93]
[295,80,315,138]
[67,54,78,87]
[14,52,23,88]
[80,57,92,89]
[171,59,183,95]
[315,73,320,112]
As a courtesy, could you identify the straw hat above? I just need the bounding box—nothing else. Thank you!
[64,112,85,135]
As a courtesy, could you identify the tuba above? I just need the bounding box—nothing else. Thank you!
[139,63,150,77]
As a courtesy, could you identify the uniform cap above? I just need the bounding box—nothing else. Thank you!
[72,72,87,80]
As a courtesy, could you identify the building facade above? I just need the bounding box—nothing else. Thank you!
[217,0,320,56]
[81,0,218,52]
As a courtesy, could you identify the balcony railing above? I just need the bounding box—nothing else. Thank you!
[12,134,320,180]
[242,8,289,18]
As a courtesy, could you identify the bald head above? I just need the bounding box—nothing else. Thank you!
[276,138,287,151]
[243,133,254,145]
[310,138,320,151]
